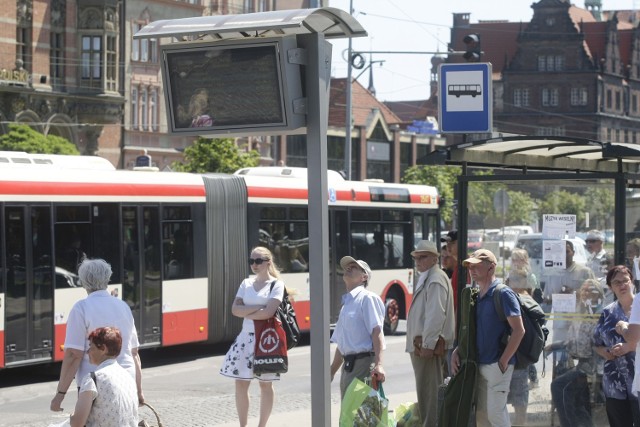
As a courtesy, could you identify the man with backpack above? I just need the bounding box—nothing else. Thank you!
[451,249,525,426]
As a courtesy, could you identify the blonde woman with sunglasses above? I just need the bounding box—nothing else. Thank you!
[219,246,284,427]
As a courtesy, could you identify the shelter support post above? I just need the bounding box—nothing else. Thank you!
[299,32,332,427]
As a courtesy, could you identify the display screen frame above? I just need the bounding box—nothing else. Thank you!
[160,36,305,137]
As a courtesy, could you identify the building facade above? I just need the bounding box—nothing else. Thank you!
[447,0,640,144]
[0,0,124,164]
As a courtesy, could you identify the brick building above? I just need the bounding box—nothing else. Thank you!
[447,0,640,144]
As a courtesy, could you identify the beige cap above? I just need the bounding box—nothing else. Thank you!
[462,249,498,267]
[340,256,372,281]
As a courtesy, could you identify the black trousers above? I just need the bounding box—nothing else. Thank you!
[606,397,640,427]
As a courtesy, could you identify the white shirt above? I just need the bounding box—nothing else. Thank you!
[64,290,139,386]
[331,285,386,355]
[629,293,640,395]
[79,358,138,427]
[235,277,284,332]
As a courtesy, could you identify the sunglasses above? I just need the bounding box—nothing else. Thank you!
[248,258,268,265]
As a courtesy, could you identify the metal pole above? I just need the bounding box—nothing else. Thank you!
[298,32,332,427]
[344,0,353,180]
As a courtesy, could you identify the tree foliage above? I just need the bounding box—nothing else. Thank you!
[0,124,79,154]
[584,184,615,230]
[171,137,260,174]
[403,165,461,228]
[506,190,537,226]
[538,189,587,227]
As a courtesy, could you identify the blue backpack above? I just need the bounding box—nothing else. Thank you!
[494,283,549,369]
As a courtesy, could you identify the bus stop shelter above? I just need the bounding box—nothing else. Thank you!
[420,135,640,425]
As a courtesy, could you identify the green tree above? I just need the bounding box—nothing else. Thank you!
[506,190,537,226]
[0,124,79,154]
[584,184,615,230]
[171,137,260,174]
[468,170,501,227]
[403,165,461,228]
[538,190,587,227]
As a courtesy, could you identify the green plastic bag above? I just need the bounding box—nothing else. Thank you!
[339,378,395,427]
[393,402,420,427]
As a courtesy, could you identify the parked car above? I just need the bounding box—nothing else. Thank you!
[467,231,484,251]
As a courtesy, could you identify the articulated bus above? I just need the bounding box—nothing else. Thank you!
[0,152,439,369]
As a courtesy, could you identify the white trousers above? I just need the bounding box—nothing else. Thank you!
[476,362,514,427]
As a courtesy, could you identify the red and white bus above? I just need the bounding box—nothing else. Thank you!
[0,152,440,369]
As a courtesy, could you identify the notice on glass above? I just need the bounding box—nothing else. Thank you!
[543,239,566,269]
[542,214,576,240]
[552,293,577,313]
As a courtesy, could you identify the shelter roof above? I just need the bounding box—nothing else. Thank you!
[419,136,640,175]
[133,7,366,41]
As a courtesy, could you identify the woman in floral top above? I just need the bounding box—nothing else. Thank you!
[593,265,640,427]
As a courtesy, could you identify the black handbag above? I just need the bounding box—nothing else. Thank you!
[270,281,301,350]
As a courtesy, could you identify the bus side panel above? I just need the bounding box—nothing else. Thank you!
[291,300,310,332]
[53,287,90,361]
[162,278,208,346]
[0,293,4,367]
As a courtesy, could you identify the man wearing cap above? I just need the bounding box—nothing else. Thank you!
[441,230,459,310]
[451,249,525,427]
[406,240,455,427]
[330,256,386,399]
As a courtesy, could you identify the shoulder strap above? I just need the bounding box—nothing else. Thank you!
[270,280,288,300]
[493,283,508,322]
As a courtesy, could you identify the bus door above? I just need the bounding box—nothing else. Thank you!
[329,209,349,325]
[122,206,161,346]
[4,205,53,365]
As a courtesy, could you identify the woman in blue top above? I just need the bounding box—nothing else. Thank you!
[593,265,640,427]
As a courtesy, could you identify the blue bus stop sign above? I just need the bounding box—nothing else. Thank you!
[438,63,492,133]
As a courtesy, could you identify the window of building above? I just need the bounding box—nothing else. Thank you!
[633,94,638,113]
[81,35,102,87]
[607,128,612,141]
[16,6,32,72]
[607,89,612,109]
[615,91,621,110]
[542,88,559,107]
[616,129,621,142]
[570,87,588,106]
[106,35,116,91]
[625,130,629,143]
[141,87,148,131]
[50,31,64,88]
[513,88,530,107]
[244,0,254,12]
[151,88,159,132]
[535,126,565,136]
[131,87,139,130]
[537,55,564,71]
[132,22,157,63]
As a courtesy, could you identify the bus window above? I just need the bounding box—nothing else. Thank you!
[260,222,308,273]
[163,220,193,279]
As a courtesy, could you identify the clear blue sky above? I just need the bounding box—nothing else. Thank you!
[328,0,636,101]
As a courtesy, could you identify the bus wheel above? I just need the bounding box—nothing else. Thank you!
[383,298,399,335]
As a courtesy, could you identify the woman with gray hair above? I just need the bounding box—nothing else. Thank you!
[50,258,144,413]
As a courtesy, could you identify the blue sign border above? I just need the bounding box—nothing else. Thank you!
[438,63,492,133]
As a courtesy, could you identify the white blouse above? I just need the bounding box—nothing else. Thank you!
[79,359,138,427]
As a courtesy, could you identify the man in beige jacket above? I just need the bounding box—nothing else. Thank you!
[406,240,456,427]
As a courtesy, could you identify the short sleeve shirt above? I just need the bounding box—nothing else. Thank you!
[629,293,640,395]
[331,285,386,355]
[235,277,284,332]
[476,280,521,365]
[79,358,139,427]
[64,290,139,386]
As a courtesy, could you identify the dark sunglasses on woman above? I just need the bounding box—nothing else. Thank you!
[248,258,268,265]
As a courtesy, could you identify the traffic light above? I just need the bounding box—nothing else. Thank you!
[463,33,481,62]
